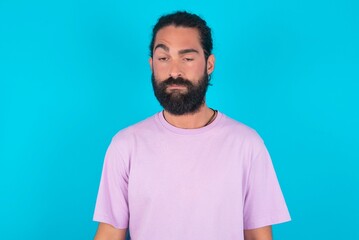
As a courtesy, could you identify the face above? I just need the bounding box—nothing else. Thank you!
[150,25,215,115]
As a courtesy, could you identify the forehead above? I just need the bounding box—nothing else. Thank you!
[154,26,202,51]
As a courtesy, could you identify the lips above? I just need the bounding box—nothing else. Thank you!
[167,84,187,88]
[163,77,193,87]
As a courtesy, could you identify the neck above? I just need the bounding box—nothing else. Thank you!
[163,104,216,129]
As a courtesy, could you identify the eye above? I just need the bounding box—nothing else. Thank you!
[158,57,169,62]
[183,58,194,62]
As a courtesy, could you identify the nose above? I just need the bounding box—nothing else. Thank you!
[169,60,182,78]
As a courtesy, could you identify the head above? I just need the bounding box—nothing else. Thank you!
[149,11,215,115]
[150,11,213,60]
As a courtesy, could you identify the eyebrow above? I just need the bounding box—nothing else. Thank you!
[154,44,199,55]
[154,43,169,52]
[178,49,199,55]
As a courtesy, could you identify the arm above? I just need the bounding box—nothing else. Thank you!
[94,223,127,240]
[244,226,272,240]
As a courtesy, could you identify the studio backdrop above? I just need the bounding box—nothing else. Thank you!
[0,0,358,239]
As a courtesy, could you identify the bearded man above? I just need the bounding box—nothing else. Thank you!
[93,11,291,240]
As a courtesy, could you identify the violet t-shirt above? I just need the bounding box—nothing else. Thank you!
[93,112,290,239]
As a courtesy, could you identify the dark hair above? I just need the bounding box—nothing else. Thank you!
[150,11,213,60]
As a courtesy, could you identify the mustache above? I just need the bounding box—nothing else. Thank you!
[162,77,193,87]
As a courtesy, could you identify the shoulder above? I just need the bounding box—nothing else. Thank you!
[110,113,159,146]
[102,114,159,164]
[218,113,264,145]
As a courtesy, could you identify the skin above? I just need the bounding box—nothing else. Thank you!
[244,226,272,240]
[94,223,126,240]
[93,25,272,240]
[150,25,215,129]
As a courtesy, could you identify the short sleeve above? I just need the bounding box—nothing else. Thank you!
[93,139,130,229]
[243,136,291,229]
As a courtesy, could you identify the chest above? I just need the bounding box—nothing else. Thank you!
[127,136,247,209]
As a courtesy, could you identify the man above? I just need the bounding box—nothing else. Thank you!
[93,11,290,240]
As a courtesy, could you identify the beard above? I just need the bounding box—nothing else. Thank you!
[151,71,210,115]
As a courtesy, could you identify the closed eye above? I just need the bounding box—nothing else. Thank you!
[158,57,169,61]
[183,58,194,62]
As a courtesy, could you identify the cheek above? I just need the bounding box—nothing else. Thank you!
[197,62,207,73]
[189,62,206,77]
[153,63,169,79]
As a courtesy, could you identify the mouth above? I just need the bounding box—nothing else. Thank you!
[166,84,188,91]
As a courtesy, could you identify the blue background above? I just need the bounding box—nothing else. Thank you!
[1,0,358,239]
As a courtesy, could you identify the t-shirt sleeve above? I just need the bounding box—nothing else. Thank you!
[93,139,130,229]
[243,135,291,229]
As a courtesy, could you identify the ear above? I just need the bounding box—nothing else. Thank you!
[149,57,153,72]
[206,54,215,75]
